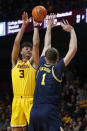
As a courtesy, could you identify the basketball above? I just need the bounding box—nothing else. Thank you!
[32,6,47,22]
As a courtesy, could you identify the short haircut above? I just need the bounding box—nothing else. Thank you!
[19,42,32,59]
[20,42,33,51]
[45,48,59,63]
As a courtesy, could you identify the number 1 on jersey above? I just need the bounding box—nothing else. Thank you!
[41,73,46,85]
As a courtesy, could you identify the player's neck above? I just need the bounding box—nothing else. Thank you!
[22,56,30,62]
[22,58,28,62]
[22,59,27,62]
[46,61,55,66]
[45,57,56,65]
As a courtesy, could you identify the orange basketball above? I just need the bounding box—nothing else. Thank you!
[32,6,47,22]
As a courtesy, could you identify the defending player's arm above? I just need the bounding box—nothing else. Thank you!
[60,20,77,66]
[30,20,40,69]
[41,15,56,57]
[11,12,29,67]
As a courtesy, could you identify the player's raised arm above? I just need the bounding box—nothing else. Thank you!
[11,11,29,66]
[60,20,77,66]
[30,20,40,69]
[41,15,56,56]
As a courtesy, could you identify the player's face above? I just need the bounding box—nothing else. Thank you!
[21,46,32,59]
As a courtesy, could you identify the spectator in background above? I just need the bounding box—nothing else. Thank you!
[83,114,87,127]
[72,105,83,120]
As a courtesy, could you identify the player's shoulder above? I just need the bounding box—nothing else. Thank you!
[55,58,65,67]
[38,56,46,68]
[58,58,64,64]
[40,56,45,62]
[12,59,24,69]
[53,58,65,72]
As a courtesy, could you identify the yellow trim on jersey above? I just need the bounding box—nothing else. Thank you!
[12,60,19,69]
[14,96,33,98]
[60,127,64,131]
[28,61,37,71]
[44,64,51,67]
[52,67,62,83]
[12,60,37,71]
[11,124,26,128]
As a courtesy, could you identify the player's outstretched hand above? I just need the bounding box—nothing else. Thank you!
[60,20,74,32]
[22,11,29,26]
[47,14,56,29]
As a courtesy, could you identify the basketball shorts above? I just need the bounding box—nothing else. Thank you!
[11,96,33,127]
[28,104,64,131]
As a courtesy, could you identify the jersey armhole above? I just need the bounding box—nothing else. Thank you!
[12,60,19,70]
[28,61,37,71]
[52,67,62,83]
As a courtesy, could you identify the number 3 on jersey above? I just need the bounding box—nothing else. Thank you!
[41,73,46,85]
[19,70,24,78]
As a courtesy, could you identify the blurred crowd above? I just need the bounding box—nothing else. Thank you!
[61,68,87,131]
[0,95,11,131]
[0,67,87,130]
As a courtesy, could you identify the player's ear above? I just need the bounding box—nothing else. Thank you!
[20,48,24,55]
[20,50,22,55]
[57,56,59,62]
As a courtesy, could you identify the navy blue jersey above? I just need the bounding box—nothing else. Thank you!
[28,56,65,131]
[33,56,65,107]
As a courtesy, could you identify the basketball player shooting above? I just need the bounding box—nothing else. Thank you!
[11,11,40,131]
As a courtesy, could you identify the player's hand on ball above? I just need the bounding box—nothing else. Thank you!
[60,20,74,32]
[33,19,42,27]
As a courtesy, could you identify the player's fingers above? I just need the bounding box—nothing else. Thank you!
[51,13,53,19]
[28,17,32,22]
[23,11,26,14]
[22,11,25,17]
[66,20,69,25]
[48,15,51,20]
[63,19,66,25]
[26,12,28,17]
[60,22,65,27]
[52,13,56,20]
[49,13,54,20]
[51,13,54,19]
[53,14,56,19]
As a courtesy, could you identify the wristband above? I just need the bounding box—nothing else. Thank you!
[34,26,39,28]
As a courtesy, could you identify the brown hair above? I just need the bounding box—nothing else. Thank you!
[19,42,32,59]
[45,48,59,63]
